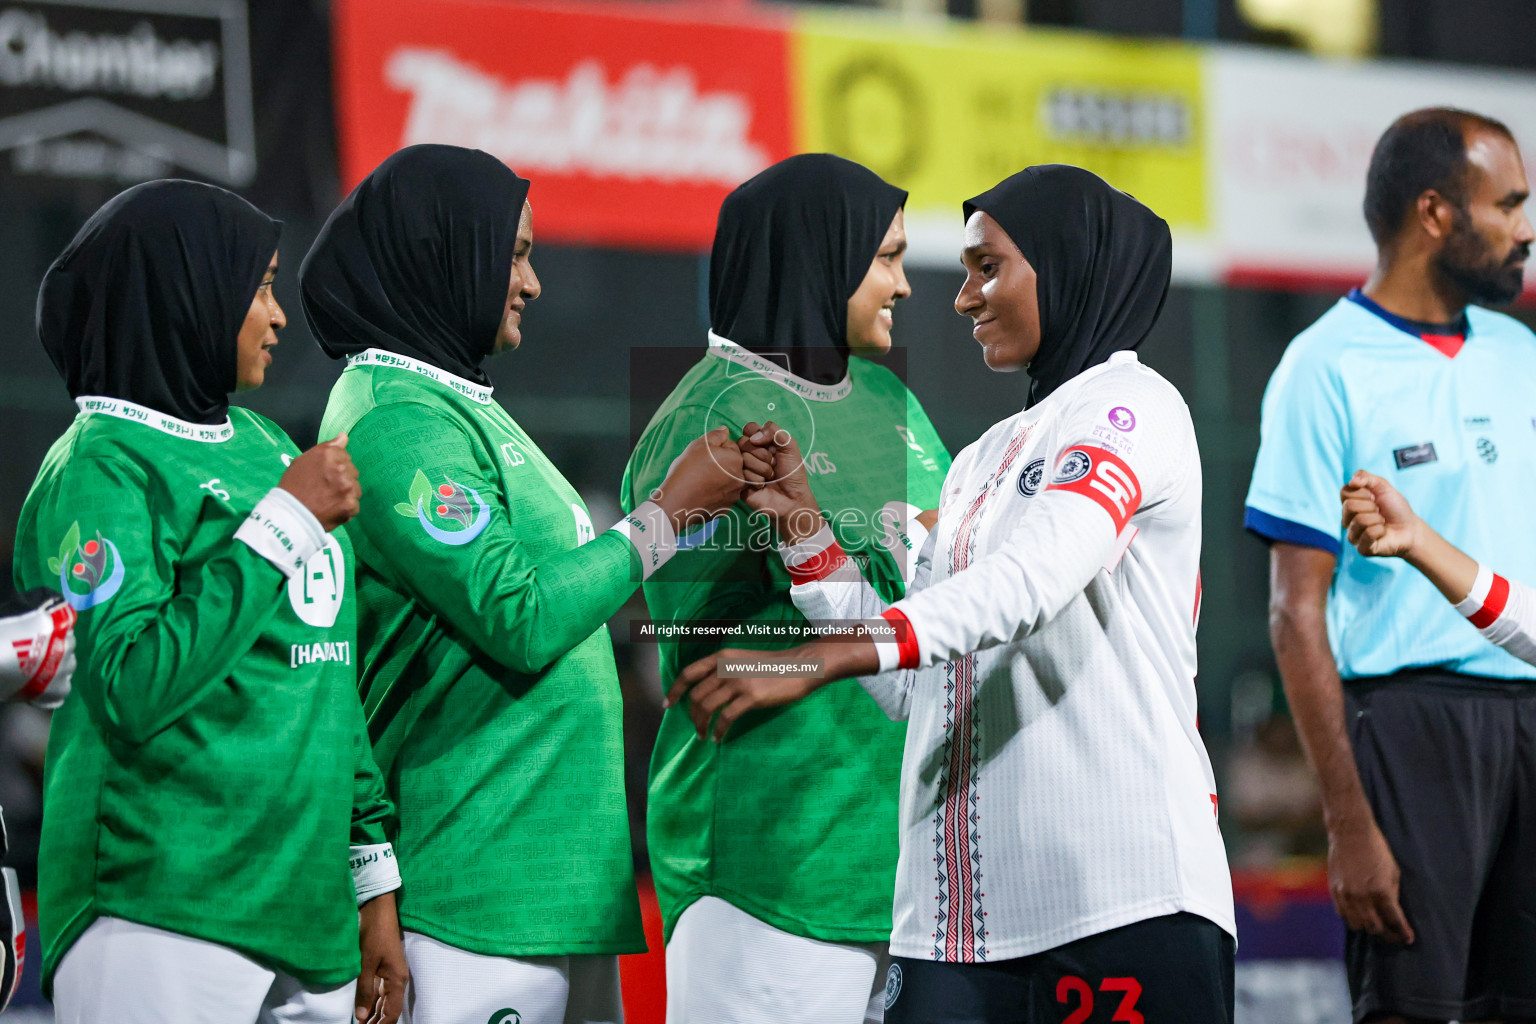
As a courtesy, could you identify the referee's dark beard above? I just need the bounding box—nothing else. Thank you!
[1437,207,1530,306]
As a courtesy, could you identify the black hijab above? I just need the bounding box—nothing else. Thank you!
[964,165,1172,408]
[709,154,908,385]
[37,179,281,424]
[300,145,530,385]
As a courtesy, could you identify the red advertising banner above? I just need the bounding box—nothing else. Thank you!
[333,0,794,250]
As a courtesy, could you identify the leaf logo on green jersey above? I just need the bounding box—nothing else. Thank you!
[47,521,125,611]
[394,469,491,545]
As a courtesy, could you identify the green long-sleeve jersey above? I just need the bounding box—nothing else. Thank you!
[621,337,951,942]
[13,398,393,993]
[319,349,644,956]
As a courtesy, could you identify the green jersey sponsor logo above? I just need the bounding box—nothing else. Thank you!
[395,469,491,545]
[288,536,345,627]
[289,640,352,669]
[49,521,124,611]
[488,1012,521,1024]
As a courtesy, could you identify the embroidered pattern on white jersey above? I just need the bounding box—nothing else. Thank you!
[934,420,1034,962]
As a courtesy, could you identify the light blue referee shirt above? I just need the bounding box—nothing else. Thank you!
[1246,289,1536,681]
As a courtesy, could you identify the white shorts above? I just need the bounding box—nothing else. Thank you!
[401,931,623,1024]
[53,916,355,1024]
[665,896,887,1024]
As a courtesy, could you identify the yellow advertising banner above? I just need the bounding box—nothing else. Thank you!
[791,12,1207,237]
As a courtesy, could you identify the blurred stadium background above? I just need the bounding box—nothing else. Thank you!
[3,0,1535,1019]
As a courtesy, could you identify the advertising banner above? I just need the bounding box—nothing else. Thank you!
[0,0,255,186]
[333,0,793,250]
[1209,48,1536,291]
[331,0,1536,285]
[791,12,1207,266]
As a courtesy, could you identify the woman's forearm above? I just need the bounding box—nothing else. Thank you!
[1401,519,1481,605]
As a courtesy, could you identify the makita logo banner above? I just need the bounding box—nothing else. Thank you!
[0,0,254,185]
[335,0,793,250]
[386,50,769,186]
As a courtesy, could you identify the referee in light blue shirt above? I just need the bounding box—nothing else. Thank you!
[1247,108,1536,1024]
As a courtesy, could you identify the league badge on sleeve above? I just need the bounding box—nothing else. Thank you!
[1050,449,1094,485]
[1090,404,1139,454]
[1046,446,1143,533]
[395,469,491,545]
[48,522,125,611]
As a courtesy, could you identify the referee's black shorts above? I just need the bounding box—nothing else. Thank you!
[1345,669,1536,1022]
[882,912,1233,1024]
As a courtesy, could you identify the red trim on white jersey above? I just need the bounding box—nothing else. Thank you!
[785,539,850,586]
[1467,573,1511,630]
[882,608,920,670]
[1045,446,1142,534]
[16,603,74,702]
[928,420,1035,962]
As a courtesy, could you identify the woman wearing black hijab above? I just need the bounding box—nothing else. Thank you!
[670,165,1237,1023]
[622,153,951,1023]
[301,145,748,1024]
[13,180,408,1024]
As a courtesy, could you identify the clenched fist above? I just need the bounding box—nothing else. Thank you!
[280,433,361,531]
[1341,470,1421,559]
[739,421,824,545]
[651,427,750,535]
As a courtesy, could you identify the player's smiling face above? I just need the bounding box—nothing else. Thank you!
[956,211,1040,372]
[847,208,912,356]
[235,251,284,392]
[494,201,541,353]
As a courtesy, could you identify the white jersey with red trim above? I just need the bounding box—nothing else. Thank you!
[782,351,1234,962]
[1456,565,1536,666]
[0,593,75,709]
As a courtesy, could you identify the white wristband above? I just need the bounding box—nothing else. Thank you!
[610,501,678,581]
[350,843,402,904]
[1456,564,1496,613]
[235,488,326,578]
[874,634,902,673]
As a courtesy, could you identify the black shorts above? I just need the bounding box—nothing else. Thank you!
[882,912,1234,1024]
[1345,670,1536,1022]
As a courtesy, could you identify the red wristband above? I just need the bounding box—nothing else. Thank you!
[1468,573,1511,629]
[786,539,850,585]
[882,608,920,670]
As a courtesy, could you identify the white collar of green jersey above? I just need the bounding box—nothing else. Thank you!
[75,396,235,443]
[705,332,853,403]
[346,348,494,405]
